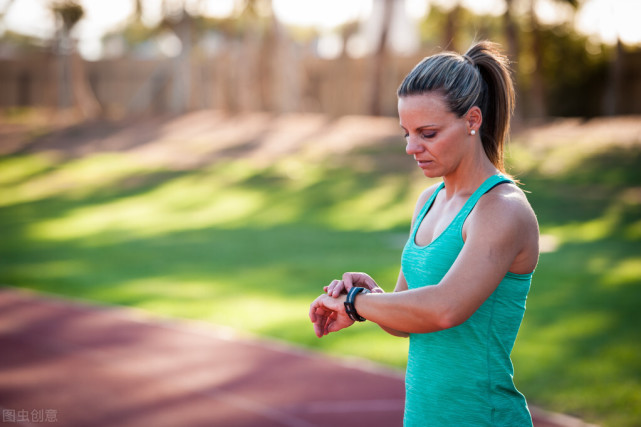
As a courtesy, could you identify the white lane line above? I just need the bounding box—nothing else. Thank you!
[289,399,405,414]
[205,389,316,427]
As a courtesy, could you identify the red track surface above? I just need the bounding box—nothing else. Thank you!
[0,288,592,427]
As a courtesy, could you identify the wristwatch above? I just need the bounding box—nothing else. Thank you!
[344,287,370,322]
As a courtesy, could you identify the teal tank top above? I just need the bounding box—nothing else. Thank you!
[401,174,533,426]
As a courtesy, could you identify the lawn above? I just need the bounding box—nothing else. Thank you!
[1,112,639,426]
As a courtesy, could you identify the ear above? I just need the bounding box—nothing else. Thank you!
[465,106,482,134]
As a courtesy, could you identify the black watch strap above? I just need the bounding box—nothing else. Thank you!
[344,287,370,322]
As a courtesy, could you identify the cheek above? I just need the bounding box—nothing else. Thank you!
[429,138,464,163]
[430,139,452,157]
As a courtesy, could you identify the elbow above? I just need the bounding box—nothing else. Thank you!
[429,289,472,331]
[436,313,464,331]
[433,306,468,331]
[405,308,462,333]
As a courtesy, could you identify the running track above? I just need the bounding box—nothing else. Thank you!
[0,288,594,427]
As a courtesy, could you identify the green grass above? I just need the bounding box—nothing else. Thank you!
[1,124,640,426]
[506,142,641,426]
[0,147,419,368]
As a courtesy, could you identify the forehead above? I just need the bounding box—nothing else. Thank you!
[398,93,456,128]
[398,93,450,116]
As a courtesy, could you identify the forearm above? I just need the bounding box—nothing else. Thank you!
[355,286,453,334]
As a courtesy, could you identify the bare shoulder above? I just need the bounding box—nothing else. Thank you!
[473,182,538,229]
[467,182,539,272]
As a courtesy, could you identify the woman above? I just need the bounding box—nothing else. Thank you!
[309,41,539,426]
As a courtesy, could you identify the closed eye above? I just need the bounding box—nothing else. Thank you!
[422,132,436,139]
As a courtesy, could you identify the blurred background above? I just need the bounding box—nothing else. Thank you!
[1,0,641,118]
[1,1,640,426]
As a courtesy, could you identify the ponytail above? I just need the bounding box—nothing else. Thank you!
[397,41,515,173]
[465,42,515,173]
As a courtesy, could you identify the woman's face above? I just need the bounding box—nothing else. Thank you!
[398,92,469,178]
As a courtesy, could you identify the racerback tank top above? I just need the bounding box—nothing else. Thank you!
[401,174,533,426]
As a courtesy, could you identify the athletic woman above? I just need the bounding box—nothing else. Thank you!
[309,41,539,426]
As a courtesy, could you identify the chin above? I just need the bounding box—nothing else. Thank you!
[421,169,442,179]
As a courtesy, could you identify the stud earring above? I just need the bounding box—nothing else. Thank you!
[470,130,476,136]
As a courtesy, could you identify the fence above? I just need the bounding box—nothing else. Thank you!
[1,47,640,117]
[0,47,423,118]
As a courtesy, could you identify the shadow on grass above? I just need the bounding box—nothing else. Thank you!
[515,238,641,424]
[510,145,641,424]
[0,150,410,352]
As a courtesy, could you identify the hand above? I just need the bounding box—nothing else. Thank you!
[324,272,385,298]
[309,294,354,338]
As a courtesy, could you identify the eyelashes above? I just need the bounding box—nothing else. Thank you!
[403,132,436,139]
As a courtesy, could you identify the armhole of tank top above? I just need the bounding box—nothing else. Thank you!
[457,177,513,240]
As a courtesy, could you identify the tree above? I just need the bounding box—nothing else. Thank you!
[526,0,581,118]
[443,2,461,52]
[160,0,195,114]
[369,0,394,116]
[503,0,521,119]
[51,0,101,118]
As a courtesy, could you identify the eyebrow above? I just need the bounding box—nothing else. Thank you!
[399,124,438,131]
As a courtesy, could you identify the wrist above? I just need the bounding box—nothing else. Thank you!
[344,287,370,322]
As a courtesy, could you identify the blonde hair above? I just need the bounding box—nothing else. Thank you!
[397,41,515,173]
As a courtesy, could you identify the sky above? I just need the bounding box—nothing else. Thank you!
[1,0,640,59]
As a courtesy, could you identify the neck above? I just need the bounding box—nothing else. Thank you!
[441,153,500,196]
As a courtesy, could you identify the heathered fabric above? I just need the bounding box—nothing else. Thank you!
[401,174,533,426]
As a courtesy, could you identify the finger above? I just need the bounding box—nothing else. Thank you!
[352,272,382,292]
[313,316,325,338]
[318,310,332,337]
[327,280,343,298]
[325,279,339,296]
[309,297,322,322]
[327,315,347,334]
[329,283,342,297]
[309,295,328,322]
[326,312,338,335]
[313,307,330,338]
[342,272,355,293]
[320,314,328,336]
[309,302,316,322]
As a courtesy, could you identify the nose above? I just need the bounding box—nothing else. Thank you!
[405,136,424,155]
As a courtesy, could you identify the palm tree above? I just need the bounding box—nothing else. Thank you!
[51,0,100,117]
[369,0,394,116]
[52,1,82,110]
